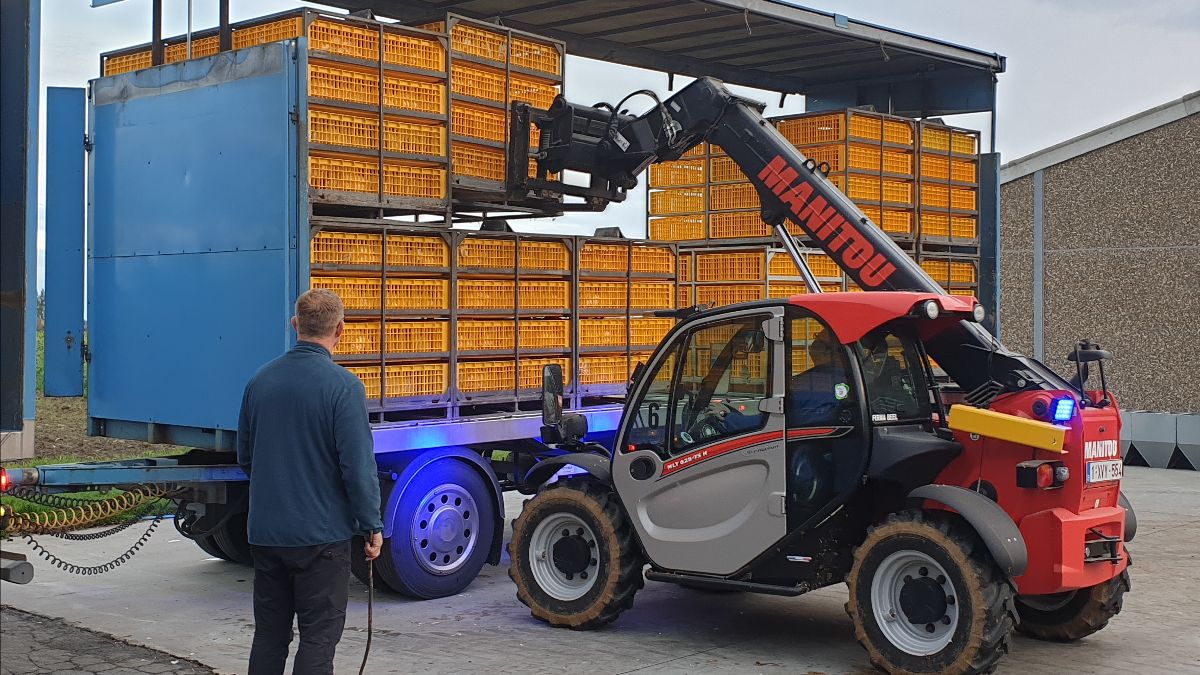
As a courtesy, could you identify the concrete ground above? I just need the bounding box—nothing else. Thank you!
[2,466,1197,675]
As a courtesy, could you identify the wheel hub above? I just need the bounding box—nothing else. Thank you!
[528,512,600,601]
[552,531,592,575]
[870,550,959,656]
[899,575,949,625]
[411,484,478,575]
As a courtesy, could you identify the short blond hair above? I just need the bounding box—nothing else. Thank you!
[295,288,344,339]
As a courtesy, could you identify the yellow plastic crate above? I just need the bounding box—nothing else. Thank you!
[950,260,977,284]
[949,288,978,297]
[346,365,382,398]
[769,253,801,278]
[681,143,707,158]
[768,282,810,298]
[520,358,571,389]
[386,235,449,268]
[950,159,977,183]
[164,36,220,63]
[579,354,630,385]
[881,208,914,235]
[843,174,881,202]
[882,179,914,206]
[458,280,515,309]
[883,149,914,176]
[920,155,950,180]
[385,320,449,353]
[459,237,515,269]
[452,102,506,143]
[921,212,951,238]
[579,281,627,309]
[920,258,950,283]
[308,63,447,115]
[519,319,570,349]
[308,155,446,199]
[649,215,705,241]
[631,282,675,310]
[649,188,706,215]
[631,245,676,275]
[951,187,977,211]
[858,204,883,225]
[580,317,628,348]
[821,282,844,292]
[309,276,380,310]
[952,216,978,239]
[520,240,570,271]
[385,119,446,157]
[709,211,770,239]
[311,231,382,266]
[776,113,842,145]
[450,22,507,63]
[309,108,446,158]
[708,155,746,183]
[511,36,562,76]
[631,317,673,346]
[103,50,152,75]
[798,143,880,172]
[452,142,506,182]
[382,30,445,71]
[384,75,446,114]
[457,360,515,393]
[709,182,760,211]
[806,253,842,278]
[697,251,765,282]
[385,363,448,398]
[849,112,882,141]
[335,320,381,355]
[452,62,506,103]
[457,319,515,351]
[233,16,304,49]
[648,159,706,187]
[386,279,450,310]
[580,243,630,273]
[519,281,570,310]
[696,284,763,307]
[921,126,951,152]
[308,19,380,61]
[951,131,978,155]
[509,75,558,110]
[679,286,693,308]
[679,254,692,282]
[883,118,915,146]
[920,183,950,209]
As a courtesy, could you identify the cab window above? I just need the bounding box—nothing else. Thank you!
[857,327,928,424]
[670,315,771,454]
[788,316,857,427]
[627,345,680,456]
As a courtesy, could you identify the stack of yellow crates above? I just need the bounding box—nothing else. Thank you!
[917,121,981,298]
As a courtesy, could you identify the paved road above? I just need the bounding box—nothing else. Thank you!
[2,466,1198,674]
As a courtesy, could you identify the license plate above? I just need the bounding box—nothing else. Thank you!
[1086,459,1123,483]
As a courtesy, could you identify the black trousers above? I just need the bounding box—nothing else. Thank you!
[248,540,351,675]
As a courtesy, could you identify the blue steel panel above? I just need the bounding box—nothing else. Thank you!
[45,87,86,397]
[88,44,300,433]
[23,2,42,425]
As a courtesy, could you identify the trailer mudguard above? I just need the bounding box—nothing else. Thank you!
[378,447,505,565]
[910,484,1028,577]
[1119,492,1136,542]
[525,453,613,489]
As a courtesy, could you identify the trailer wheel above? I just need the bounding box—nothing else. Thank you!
[1015,569,1130,641]
[212,510,253,566]
[846,511,1016,674]
[193,534,232,561]
[350,535,397,593]
[508,477,644,630]
[374,460,495,599]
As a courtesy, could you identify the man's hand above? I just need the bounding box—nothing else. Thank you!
[364,531,383,561]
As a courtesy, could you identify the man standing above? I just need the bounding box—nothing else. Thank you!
[237,288,384,675]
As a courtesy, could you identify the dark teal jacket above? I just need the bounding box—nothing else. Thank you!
[237,342,383,546]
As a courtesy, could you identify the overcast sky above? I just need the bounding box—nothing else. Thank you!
[33,0,1200,287]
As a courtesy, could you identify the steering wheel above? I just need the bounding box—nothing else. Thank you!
[682,401,737,444]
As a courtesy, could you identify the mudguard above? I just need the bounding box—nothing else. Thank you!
[524,452,613,489]
[377,447,505,565]
[1119,492,1136,542]
[910,484,1029,577]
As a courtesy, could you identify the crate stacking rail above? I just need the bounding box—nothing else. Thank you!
[648,107,981,300]
[99,9,565,217]
[308,227,676,418]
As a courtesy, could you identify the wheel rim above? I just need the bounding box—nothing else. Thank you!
[870,550,959,656]
[528,512,600,601]
[410,483,479,575]
[1019,591,1077,612]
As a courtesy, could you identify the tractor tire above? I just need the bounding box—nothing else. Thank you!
[846,511,1016,675]
[212,510,253,566]
[508,477,644,630]
[1014,569,1131,641]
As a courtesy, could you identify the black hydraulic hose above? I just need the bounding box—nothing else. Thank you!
[358,559,373,675]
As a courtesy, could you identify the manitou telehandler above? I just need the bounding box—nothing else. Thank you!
[502,78,1135,674]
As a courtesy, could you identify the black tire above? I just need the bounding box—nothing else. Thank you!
[350,535,398,594]
[212,510,253,566]
[374,460,496,599]
[508,477,644,630]
[193,534,232,561]
[846,511,1016,675]
[1015,569,1131,641]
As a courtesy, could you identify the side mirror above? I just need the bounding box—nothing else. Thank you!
[1067,348,1111,363]
[542,364,564,426]
[630,361,646,387]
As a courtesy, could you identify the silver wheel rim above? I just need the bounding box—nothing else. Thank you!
[528,512,600,601]
[411,483,479,575]
[870,550,959,656]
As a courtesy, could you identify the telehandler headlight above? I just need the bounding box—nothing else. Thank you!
[972,304,986,322]
[922,300,940,319]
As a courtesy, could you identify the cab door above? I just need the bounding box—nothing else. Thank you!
[612,307,787,575]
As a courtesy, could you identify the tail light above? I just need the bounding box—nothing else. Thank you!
[1017,460,1067,489]
[0,467,9,492]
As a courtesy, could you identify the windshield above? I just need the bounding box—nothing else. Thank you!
[857,325,929,424]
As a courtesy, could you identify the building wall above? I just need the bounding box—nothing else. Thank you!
[1000,114,1200,413]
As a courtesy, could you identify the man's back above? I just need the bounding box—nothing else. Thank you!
[237,342,380,547]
